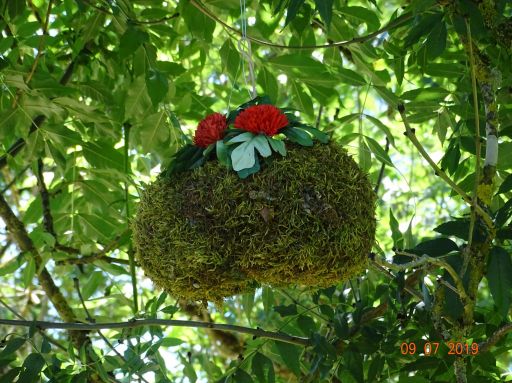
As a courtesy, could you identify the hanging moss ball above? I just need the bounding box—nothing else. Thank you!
[133,142,376,303]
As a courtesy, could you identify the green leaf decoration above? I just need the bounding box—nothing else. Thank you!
[267,137,287,156]
[231,141,256,171]
[295,124,329,144]
[253,135,272,157]
[281,127,314,146]
[227,132,255,144]
[487,247,512,318]
[237,156,260,179]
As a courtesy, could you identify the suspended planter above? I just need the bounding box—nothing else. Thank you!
[133,97,377,303]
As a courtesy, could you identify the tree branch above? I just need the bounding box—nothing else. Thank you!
[0,318,311,347]
[190,0,413,50]
[0,193,87,347]
[397,104,494,230]
[478,322,512,353]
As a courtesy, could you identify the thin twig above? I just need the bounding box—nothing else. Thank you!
[369,260,423,300]
[397,104,494,230]
[36,159,56,237]
[374,137,390,193]
[73,279,150,383]
[0,165,31,194]
[0,318,311,347]
[478,322,512,353]
[374,254,471,316]
[190,0,413,50]
[465,19,481,252]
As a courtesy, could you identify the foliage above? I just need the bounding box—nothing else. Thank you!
[0,0,511,382]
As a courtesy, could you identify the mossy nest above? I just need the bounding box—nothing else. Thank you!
[133,142,376,303]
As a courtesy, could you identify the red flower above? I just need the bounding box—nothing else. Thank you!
[234,105,288,136]
[193,113,227,148]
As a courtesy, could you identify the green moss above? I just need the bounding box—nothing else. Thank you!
[133,142,377,303]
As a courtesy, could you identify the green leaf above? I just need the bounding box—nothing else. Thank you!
[160,338,184,347]
[314,0,333,27]
[411,238,458,257]
[425,22,447,59]
[227,132,255,144]
[253,135,272,157]
[82,141,125,172]
[237,156,260,179]
[364,136,393,167]
[242,290,255,322]
[22,257,36,288]
[216,140,230,167]
[139,111,169,153]
[282,127,313,146]
[404,13,443,48]
[389,209,404,249]
[339,6,380,31]
[274,304,297,316]
[119,27,149,59]
[146,69,169,107]
[252,352,275,383]
[0,337,26,359]
[498,173,512,194]
[231,141,256,171]
[182,2,216,42]
[17,353,45,383]
[434,220,472,241]
[233,369,254,383]
[367,355,384,381]
[219,39,241,82]
[290,80,314,117]
[487,247,512,318]
[82,271,104,300]
[0,256,24,277]
[267,137,287,156]
[257,68,279,103]
[424,63,465,78]
[285,0,305,27]
[338,68,367,86]
[298,125,329,144]
[275,342,302,376]
[364,114,396,147]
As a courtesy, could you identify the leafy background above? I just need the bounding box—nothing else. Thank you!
[0,0,511,382]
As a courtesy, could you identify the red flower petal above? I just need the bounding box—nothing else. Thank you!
[194,113,227,148]
[234,105,288,136]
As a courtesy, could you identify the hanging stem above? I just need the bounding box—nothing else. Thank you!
[124,123,138,314]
